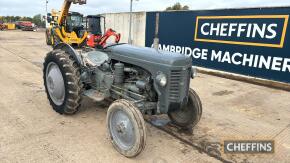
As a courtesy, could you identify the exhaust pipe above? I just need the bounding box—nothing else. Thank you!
[153,13,160,50]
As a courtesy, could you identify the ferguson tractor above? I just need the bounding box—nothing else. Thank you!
[43,0,202,158]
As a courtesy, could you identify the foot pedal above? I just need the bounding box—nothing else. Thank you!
[83,89,105,102]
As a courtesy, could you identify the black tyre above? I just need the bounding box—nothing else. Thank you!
[168,88,202,128]
[107,99,146,157]
[43,50,83,115]
[46,30,52,45]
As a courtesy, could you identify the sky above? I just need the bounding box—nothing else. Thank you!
[0,0,290,17]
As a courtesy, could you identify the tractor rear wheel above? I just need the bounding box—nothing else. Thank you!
[43,50,83,115]
[106,99,146,157]
[168,88,202,128]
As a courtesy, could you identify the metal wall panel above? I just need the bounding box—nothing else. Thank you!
[145,7,290,83]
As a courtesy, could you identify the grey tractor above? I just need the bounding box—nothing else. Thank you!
[43,43,202,157]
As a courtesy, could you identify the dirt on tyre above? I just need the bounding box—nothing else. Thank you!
[43,50,83,115]
[168,88,202,128]
[106,99,146,158]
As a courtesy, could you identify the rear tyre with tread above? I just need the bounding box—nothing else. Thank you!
[43,50,83,115]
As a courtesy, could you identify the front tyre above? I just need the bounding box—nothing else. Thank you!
[106,99,146,157]
[168,88,202,128]
[43,50,83,115]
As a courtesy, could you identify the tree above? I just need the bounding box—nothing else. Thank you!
[0,14,45,27]
[182,5,189,10]
[166,2,190,11]
[20,16,32,22]
[32,14,45,27]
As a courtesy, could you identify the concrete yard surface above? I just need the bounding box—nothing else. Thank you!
[0,30,289,163]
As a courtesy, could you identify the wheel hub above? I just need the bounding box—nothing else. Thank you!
[116,121,127,134]
[46,62,65,106]
[110,109,135,150]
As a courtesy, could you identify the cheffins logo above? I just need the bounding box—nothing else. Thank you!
[194,15,289,48]
[224,140,275,154]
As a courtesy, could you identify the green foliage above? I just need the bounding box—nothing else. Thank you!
[166,2,190,11]
[32,14,45,27]
[0,14,45,27]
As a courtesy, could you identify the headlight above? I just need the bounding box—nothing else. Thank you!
[191,67,197,79]
[156,72,167,87]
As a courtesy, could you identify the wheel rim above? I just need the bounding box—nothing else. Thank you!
[46,62,65,106]
[109,108,136,151]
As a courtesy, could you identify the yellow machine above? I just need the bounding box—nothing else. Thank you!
[5,23,16,30]
[46,0,88,47]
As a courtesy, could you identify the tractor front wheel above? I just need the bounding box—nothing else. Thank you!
[168,88,202,128]
[106,99,146,157]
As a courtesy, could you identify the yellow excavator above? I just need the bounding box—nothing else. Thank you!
[46,0,88,47]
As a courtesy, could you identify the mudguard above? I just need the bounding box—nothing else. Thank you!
[53,43,84,66]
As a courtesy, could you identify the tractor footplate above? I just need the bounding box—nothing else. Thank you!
[83,89,105,102]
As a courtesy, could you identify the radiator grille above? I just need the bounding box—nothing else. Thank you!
[169,70,182,101]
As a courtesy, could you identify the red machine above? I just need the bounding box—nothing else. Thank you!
[86,15,121,48]
[16,21,32,28]
[87,28,121,48]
